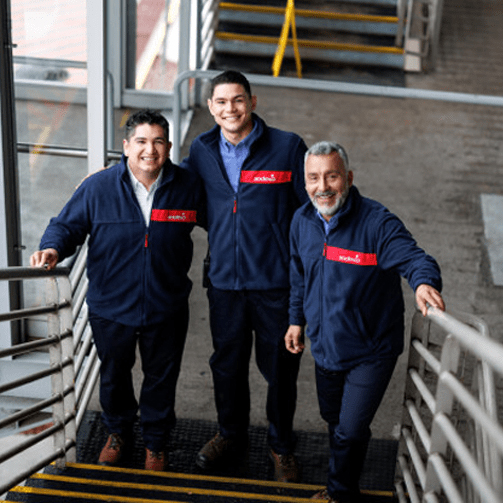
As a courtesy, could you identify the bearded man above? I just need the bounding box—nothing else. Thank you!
[285,141,445,503]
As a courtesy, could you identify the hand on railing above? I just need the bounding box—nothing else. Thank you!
[30,248,59,271]
[415,283,445,316]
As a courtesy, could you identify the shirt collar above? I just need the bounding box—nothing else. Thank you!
[219,119,260,151]
[127,161,163,193]
[314,186,355,233]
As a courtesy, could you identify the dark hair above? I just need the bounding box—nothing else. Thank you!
[124,109,170,141]
[209,70,252,99]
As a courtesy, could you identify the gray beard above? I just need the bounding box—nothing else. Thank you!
[311,187,349,218]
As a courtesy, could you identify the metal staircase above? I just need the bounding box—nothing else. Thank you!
[2,411,398,503]
[3,463,328,503]
[212,0,444,73]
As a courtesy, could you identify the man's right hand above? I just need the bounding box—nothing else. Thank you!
[285,325,305,354]
[30,249,59,271]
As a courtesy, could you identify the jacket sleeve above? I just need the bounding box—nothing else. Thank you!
[290,135,309,207]
[39,183,91,261]
[289,213,306,326]
[179,139,202,176]
[179,154,194,173]
[195,174,208,230]
[374,209,443,292]
[180,146,208,230]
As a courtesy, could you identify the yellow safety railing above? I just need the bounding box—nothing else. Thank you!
[272,0,302,78]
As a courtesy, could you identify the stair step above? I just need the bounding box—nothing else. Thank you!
[219,2,401,37]
[4,413,398,502]
[13,463,323,502]
[226,0,399,11]
[6,462,395,502]
[216,32,403,54]
[215,1,406,71]
[215,32,404,69]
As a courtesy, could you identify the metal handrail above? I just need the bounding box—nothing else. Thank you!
[16,142,122,162]
[0,256,95,496]
[396,308,503,502]
[171,69,503,164]
[0,331,71,359]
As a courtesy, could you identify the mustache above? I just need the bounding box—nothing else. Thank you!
[314,191,336,197]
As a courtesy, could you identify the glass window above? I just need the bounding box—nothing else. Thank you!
[12,0,87,86]
[134,0,180,92]
[9,1,89,331]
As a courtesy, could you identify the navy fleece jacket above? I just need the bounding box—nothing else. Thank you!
[289,186,442,371]
[39,155,203,326]
[181,114,308,290]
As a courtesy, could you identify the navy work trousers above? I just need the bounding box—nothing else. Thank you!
[207,286,301,454]
[89,306,189,452]
[315,357,398,502]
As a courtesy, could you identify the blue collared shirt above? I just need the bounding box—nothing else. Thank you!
[317,210,333,235]
[219,120,260,192]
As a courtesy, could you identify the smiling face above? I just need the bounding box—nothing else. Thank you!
[207,83,257,144]
[123,123,171,188]
[305,151,353,221]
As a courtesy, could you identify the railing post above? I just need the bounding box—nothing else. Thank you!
[59,276,76,464]
[429,0,445,70]
[47,276,76,468]
[47,278,65,469]
[424,333,460,493]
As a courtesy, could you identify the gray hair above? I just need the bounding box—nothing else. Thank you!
[305,141,349,171]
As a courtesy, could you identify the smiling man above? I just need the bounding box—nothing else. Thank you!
[285,141,445,503]
[30,109,204,472]
[181,70,307,482]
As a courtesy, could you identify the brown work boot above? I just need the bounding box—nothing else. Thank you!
[98,433,125,466]
[269,448,300,482]
[145,448,167,471]
[311,489,332,500]
[195,432,241,470]
[311,488,346,502]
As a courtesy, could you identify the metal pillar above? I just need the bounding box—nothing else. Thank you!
[0,0,22,346]
[87,0,108,172]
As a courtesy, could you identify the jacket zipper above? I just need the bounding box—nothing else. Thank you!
[320,230,328,363]
[233,195,239,288]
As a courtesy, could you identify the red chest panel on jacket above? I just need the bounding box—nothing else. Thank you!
[324,245,377,266]
[240,170,292,184]
[151,209,197,222]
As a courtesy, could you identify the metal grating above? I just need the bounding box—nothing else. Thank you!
[76,411,397,490]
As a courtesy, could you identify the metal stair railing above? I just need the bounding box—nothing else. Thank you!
[171,69,503,164]
[216,1,406,72]
[403,0,444,71]
[395,308,503,503]
[198,0,220,72]
[0,242,99,496]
